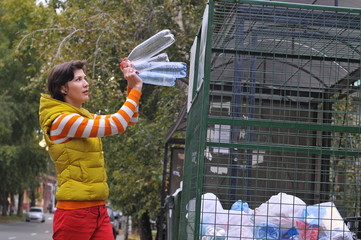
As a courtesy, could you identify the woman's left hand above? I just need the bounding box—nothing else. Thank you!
[120,58,143,92]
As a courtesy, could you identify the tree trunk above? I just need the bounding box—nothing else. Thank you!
[124,216,129,240]
[17,191,24,217]
[139,211,152,240]
[1,192,9,216]
[155,213,163,240]
[9,194,15,216]
[30,187,36,207]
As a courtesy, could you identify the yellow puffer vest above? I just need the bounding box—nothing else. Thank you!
[39,94,109,201]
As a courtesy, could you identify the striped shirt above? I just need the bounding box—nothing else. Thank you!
[50,88,141,144]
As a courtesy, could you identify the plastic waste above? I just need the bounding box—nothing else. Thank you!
[197,193,255,240]
[254,222,280,239]
[191,192,355,240]
[146,52,169,63]
[202,226,226,240]
[281,226,300,239]
[137,72,176,87]
[227,209,254,239]
[127,29,175,63]
[231,200,250,213]
[300,205,326,226]
[296,220,319,240]
[300,202,354,240]
[121,29,187,87]
[135,61,186,86]
[199,193,227,236]
[132,62,186,77]
[253,192,306,230]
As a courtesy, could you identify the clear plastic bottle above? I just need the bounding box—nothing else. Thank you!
[138,53,169,64]
[121,29,187,87]
[137,72,176,87]
[133,62,187,78]
[127,29,175,63]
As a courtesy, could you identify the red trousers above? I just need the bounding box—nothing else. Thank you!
[53,205,114,240]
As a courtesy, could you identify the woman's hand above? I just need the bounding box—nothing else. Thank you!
[120,58,143,92]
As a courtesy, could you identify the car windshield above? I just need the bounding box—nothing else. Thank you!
[107,208,113,215]
[107,208,115,220]
[30,208,42,212]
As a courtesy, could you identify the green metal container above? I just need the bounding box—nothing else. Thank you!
[179,0,361,239]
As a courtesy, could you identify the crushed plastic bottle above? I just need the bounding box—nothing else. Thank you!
[127,29,175,63]
[121,29,187,87]
[136,53,169,64]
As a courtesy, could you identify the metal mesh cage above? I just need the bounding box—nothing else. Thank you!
[180,0,361,239]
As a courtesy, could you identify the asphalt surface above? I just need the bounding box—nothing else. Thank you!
[0,213,53,240]
[0,213,124,240]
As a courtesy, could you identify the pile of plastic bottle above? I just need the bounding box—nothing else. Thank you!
[120,29,187,87]
[187,193,354,240]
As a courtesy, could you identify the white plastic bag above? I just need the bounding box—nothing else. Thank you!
[302,202,354,240]
[199,193,228,237]
[227,209,254,239]
[253,193,306,232]
[199,193,255,240]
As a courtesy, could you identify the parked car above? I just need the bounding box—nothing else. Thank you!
[113,210,123,229]
[107,206,120,239]
[25,207,45,223]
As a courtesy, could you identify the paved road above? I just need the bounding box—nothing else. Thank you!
[0,213,53,240]
[0,213,124,240]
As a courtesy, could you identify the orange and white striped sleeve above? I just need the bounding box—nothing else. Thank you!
[50,89,141,144]
[92,88,139,125]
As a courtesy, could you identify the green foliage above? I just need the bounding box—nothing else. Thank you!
[0,139,48,195]
[0,95,16,143]
[0,0,50,206]
[5,0,207,230]
[330,94,361,216]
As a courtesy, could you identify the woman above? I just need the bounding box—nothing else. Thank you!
[39,59,142,240]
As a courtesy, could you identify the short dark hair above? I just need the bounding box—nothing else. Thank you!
[47,60,87,101]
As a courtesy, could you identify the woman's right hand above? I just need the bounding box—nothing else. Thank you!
[120,58,143,92]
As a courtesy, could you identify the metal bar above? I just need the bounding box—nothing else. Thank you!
[243,32,257,202]
[231,5,361,30]
[212,48,360,63]
[250,28,361,47]
[320,100,332,202]
[159,141,169,240]
[192,1,215,240]
[206,141,361,157]
[208,117,361,134]
[328,68,361,94]
[229,13,244,203]
[216,0,361,14]
[210,83,328,99]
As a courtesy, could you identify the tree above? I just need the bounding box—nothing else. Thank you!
[0,0,51,216]
[14,0,206,238]
[330,94,361,217]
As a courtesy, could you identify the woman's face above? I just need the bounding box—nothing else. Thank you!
[61,69,89,108]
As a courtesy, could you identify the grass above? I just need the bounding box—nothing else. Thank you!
[118,230,156,240]
[128,234,140,240]
[0,214,24,223]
